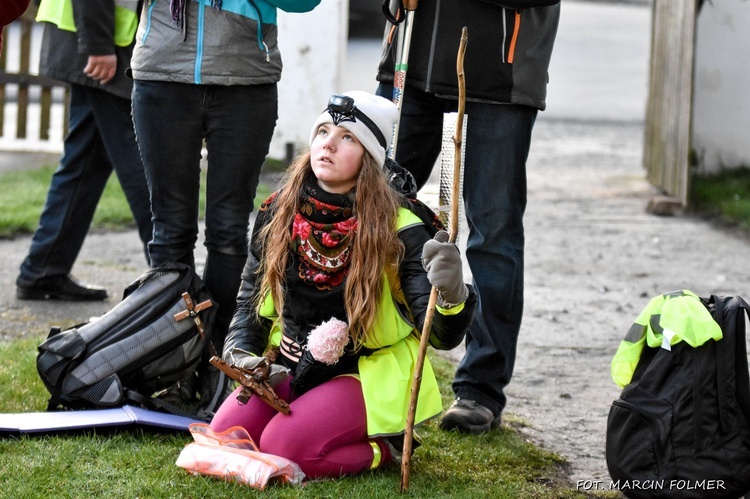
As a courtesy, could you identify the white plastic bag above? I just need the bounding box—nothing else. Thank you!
[175,423,305,489]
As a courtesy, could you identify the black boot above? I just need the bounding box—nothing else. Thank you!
[197,250,247,415]
[16,274,108,301]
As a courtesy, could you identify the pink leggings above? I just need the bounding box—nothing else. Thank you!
[210,375,390,479]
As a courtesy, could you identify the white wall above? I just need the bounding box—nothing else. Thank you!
[544,1,650,124]
[272,0,349,161]
[692,0,750,172]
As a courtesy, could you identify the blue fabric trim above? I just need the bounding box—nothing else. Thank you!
[194,0,205,84]
[219,0,276,24]
[141,0,157,43]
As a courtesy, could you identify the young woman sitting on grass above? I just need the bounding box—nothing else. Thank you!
[210,91,476,479]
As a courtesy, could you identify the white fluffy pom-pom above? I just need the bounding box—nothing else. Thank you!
[307,318,349,365]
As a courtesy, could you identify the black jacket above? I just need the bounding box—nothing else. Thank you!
[377,0,560,109]
[38,0,137,99]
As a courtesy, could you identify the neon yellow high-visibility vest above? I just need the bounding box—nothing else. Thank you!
[36,0,139,47]
[257,207,444,436]
[611,290,723,388]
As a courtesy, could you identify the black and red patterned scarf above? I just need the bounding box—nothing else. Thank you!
[291,178,358,289]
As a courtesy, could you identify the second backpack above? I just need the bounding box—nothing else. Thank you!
[36,261,216,417]
[606,290,750,499]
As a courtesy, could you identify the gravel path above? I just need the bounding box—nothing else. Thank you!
[435,116,750,490]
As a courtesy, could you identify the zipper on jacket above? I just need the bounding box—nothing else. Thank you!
[248,0,270,62]
[424,0,442,93]
[141,0,157,43]
[194,0,206,84]
[507,10,521,64]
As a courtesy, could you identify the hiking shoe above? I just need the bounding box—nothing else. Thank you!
[154,373,197,408]
[439,398,501,434]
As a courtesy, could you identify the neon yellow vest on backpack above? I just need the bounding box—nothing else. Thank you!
[36,0,139,47]
[259,208,443,436]
[611,290,723,388]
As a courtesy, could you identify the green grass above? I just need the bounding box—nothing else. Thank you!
[690,167,750,232]
[0,337,592,498]
[0,159,284,238]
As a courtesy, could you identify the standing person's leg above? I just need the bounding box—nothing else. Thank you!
[16,84,112,301]
[131,80,205,269]
[86,87,153,261]
[131,80,208,407]
[440,103,537,433]
[375,83,445,189]
[197,83,278,411]
[201,83,277,353]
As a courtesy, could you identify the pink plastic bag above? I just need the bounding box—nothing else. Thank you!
[175,423,305,489]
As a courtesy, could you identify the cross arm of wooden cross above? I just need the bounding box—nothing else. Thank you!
[173,292,213,337]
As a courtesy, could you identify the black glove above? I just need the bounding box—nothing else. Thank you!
[290,349,339,395]
[422,230,469,308]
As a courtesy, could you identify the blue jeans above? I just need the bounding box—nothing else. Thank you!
[131,80,278,346]
[377,84,537,416]
[18,84,153,282]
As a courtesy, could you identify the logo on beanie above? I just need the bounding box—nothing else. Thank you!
[327,108,357,127]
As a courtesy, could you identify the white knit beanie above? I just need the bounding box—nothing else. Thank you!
[309,91,397,168]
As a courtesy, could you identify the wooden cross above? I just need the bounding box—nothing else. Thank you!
[173,292,213,337]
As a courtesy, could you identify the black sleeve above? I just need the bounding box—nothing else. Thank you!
[223,209,274,359]
[71,0,115,55]
[398,225,477,351]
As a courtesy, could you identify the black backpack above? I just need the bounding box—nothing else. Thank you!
[606,293,750,498]
[36,261,217,418]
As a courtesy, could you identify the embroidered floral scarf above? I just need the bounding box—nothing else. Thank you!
[292,178,358,289]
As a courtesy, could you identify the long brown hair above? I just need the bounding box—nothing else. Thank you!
[255,150,404,349]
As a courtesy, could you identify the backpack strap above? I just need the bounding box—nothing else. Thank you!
[734,296,750,425]
[46,359,76,412]
[708,295,750,435]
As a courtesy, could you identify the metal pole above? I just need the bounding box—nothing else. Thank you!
[389,0,419,159]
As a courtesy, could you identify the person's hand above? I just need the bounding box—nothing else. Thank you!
[83,54,117,84]
[228,347,290,387]
[421,230,469,308]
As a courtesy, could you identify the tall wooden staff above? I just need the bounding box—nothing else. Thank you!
[400,27,468,493]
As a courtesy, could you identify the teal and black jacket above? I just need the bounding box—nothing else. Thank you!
[130,0,319,86]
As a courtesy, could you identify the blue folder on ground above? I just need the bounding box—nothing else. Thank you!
[0,405,199,435]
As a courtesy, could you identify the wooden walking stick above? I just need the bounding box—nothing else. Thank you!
[400,27,468,493]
